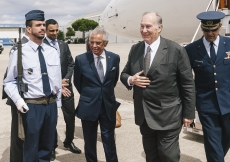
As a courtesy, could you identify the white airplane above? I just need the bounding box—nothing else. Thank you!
[100,0,223,44]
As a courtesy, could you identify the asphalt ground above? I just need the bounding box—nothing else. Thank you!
[0,43,230,162]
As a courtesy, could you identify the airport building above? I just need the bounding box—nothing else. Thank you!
[0,24,25,43]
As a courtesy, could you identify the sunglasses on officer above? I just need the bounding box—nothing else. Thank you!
[202,26,220,33]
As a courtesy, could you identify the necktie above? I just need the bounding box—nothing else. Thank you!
[51,40,57,50]
[96,56,104,83]
[38,46,51,96]
[210,42,216,63]
[144,46,151,75]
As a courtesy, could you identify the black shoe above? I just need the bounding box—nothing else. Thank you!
[64,142,81,154]
[50,150,56,161]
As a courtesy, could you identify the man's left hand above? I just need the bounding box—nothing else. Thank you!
[62,86,71,97]
[183,118,193,127]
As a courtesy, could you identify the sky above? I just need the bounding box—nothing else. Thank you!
[0,0,111,26]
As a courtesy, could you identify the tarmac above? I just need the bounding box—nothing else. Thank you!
[0,43,230,162]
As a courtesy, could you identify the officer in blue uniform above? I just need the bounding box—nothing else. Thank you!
[185,11,230,162]
[3,10,62,162]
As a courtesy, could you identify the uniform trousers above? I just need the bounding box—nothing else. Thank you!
[198,112,230,162]
[54,85,75,147]
[81,104,118,162]
[22,102,57,162]
[140,120,181,162]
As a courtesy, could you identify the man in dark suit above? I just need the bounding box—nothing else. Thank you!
[185,11,230,162]
[44,19,81,160]
[74,26,120,162]
[120,12,195,162]
[2,32,29,162]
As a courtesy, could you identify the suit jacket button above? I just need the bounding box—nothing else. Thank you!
[214,73,216,75]
[215,88,218,91]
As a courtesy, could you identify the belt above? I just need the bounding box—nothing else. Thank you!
[24,94,57,105]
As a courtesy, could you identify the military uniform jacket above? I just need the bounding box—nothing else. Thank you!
[185,36,230,115]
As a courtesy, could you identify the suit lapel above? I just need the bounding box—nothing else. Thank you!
[58,40,64,62]
[104,51,112,82]
[86,52,102,83]
[137,42,145,71]
[216,36,227,62]
[147,37,167,75]
[43,38,49,46]
[197,38,212,64]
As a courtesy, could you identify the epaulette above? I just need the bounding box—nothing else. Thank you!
[9,43,26,54]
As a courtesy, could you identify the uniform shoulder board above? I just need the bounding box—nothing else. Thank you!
[10,46,18,54]
[9,42,26,54]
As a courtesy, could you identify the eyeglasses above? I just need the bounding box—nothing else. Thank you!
[202,27,219,33]
[89,41,104,46]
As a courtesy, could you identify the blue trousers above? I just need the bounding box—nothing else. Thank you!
[22,102,57,162]
[198,112,230,162]
[81,106,118,162]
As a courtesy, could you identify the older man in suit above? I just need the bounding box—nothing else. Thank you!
[44,19,81,161]
[74,26,120,162]
[185,11,230,162]
[120,12,195,162]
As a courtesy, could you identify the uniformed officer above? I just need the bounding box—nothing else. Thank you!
[185,11,230,162]
[3,10,62,162]
[2,31,29,162]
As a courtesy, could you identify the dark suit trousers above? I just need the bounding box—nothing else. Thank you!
[198,112,230,162]
[54,85,75,148]
[22,102,57,162]
[140,120,181,162]
[10,102,23,162]
[81,105,118,162]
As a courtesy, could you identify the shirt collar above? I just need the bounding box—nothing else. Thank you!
[46,37,57,45]
[203,35,220,47]
[28,40,44,52]
[93,50,106,59]
[144,36,161,50]
[24,35,29,40]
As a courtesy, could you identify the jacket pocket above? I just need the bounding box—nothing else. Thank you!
[23,62,38,80]
[47,60,59,76]
[79,95,91,103]
[161,98,180,108]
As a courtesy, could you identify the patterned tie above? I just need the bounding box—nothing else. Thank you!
[38,46,51,96]
[51,40,58,50]
[210,42,216,63]
[144,46,151,75]
[96,56,104,83]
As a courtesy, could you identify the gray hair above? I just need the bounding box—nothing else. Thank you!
[142,12,163,26]
[89,26,109,42]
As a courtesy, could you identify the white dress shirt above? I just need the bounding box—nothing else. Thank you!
[203,35,219,57]
[3,40,62,107]
[93,50,107,76]
[144,36,161,67]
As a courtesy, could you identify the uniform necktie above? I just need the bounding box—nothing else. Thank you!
[210,42,216,63]
[96,56,104,83]
[144,46,151,75]
[38,46,51,96]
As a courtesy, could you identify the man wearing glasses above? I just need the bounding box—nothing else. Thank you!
[74,26,120,162]
[185,11,230,162]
